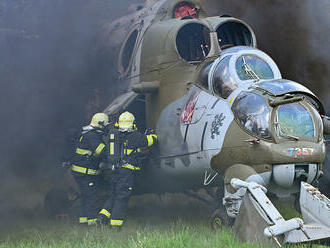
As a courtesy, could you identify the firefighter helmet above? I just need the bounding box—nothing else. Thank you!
[118,111,135,130]
[90,113,109,129]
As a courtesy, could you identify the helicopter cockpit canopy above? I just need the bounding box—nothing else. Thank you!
[235,55,274,80]
[232,91,322,142]
[231,79,324,142]
[232,91,271,140]
[276,102,316,139]
[202,46,324,141]
[205,47,281,98]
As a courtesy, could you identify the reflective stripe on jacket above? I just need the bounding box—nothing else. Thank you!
[71,128,107,169]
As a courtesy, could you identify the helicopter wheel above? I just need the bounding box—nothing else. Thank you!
[210,208,231,230]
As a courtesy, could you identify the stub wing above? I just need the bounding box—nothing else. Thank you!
[104,91,139,117]
[285,182,330,243]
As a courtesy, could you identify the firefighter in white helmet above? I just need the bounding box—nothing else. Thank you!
[98,111,157,228]
[70,112,109,226]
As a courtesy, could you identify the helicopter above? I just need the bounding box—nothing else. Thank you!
[67,0,330,245]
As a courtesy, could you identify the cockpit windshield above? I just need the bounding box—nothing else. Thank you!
[208,48,281,100]
[236,55,274,81]
[212,56,238,99]
[277,103,315,139]
[232,92,271,140]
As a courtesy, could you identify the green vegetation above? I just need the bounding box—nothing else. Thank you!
[1,219,327,248]
[0,193,328,248]
[0,220,266,248]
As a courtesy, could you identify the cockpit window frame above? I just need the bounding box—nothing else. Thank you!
[211,55,236,99]
[231,87,322,144]
[232,90,274,142]
[208,47,282,100]
[235,54,275,81]
[118,24,141,77]
[208,54,233,99]
[272,100,321,143]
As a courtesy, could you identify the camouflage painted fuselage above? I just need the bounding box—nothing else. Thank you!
[104,0,328,197]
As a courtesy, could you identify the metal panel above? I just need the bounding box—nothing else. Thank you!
[203,95,234,152]
[184,90,212,152]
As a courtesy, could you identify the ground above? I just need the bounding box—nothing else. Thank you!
[0,193,328,248]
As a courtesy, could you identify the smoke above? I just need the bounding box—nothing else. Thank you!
[0,0,142,225]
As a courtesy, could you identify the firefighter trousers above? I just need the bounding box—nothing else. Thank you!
[101,167,134,226]
[73,173,100,224]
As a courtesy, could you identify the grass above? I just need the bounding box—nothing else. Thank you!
[0,193,328,248]
[0,220,266,248]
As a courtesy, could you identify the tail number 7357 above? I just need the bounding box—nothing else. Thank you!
[288,147,314,157]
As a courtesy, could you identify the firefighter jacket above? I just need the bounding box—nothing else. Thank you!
[71,126,107,174]
[108,128,157,170]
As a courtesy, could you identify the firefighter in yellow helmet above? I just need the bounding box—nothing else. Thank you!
[71,113,109,226]
[98,111,157,228]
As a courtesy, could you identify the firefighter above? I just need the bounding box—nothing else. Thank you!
[71,113,109,226]
[98,111,157,228]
